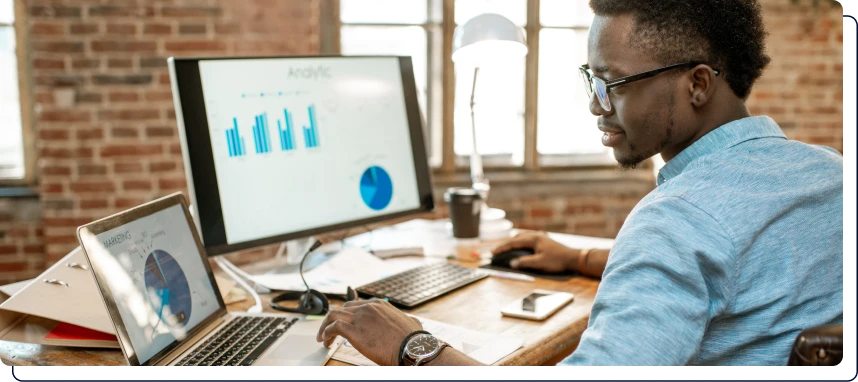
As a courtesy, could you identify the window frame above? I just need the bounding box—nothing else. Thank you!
[323,0,624,179]
[0,0,35,186]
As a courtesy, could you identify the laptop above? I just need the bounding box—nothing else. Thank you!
[77,192,336,366]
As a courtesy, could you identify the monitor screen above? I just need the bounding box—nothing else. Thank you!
[82,203,221,364]
[170,56,433,255]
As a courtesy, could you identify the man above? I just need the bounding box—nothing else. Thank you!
[316,0,843,366]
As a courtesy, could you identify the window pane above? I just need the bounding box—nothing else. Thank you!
[340,0,427,24]
[340,26,429,122]
[537,28,607,156]
[454,0,526,26]
[0,26,23,179]
[540,0,593,28]
[454,60,525,161]
[0,0,13,24]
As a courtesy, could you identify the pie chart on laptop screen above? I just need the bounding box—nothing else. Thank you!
[144,250,192,327]
[360,166,393,211]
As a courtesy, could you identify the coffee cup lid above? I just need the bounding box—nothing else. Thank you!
[444,187,482,202]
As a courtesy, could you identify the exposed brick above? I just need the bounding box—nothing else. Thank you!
[107,24,137,35]
[107,58,134,69]
[140,57,168,68]
[529,208,553,218]
[114,162,144,174]
[146,126,175,137]
[101,144,163,157]
[69,181,116,193]
[89,6,154,18]
[40,110,91,122]
[75,92,103,104]
[99,109,160,121]
[78,164,108,176]
[34,74,84,87]
[144,23,172,35]
[179,24,207,34]
[214,23,240,34]
[116,198,146,209]
[91,41,157,53]
[0,263,28,273]
[41,165,72,176]
[69,23,99,35]
[111,127,140,138]
[164,41,227,52]
[150,161,177,172]
[76,128,104,140]
[71,58,101,70]
[108,91,140,103]
[31,41,84,54]
[30,22,65,36]
[38,128,70,141]
[23,245,45,255]
[159,178,187,190]
[144,90,173,101]
[80,199,109,210]
[92,74,153,86]
[29,6,82,18]
[123,180,153,191]
[161,6,222,17]
[33,58,66,70]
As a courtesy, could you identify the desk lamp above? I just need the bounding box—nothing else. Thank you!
[452,13,527,228]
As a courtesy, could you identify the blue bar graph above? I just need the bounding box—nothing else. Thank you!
[302,104,320,149]
[252,113,272,154]
[226,118,245,157]
[277,109,296,151]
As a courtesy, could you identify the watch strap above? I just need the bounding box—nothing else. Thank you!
[412,341,450,366]
[399,330,430,366]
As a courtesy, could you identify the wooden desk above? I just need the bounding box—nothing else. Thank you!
[0,257,598,366]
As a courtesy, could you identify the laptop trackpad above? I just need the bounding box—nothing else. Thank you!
[254,320,329,366]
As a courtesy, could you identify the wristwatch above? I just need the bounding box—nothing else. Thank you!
[400,332,450,366]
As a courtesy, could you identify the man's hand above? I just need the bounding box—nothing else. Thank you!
[492,232,579,273]
[316,299,423,366]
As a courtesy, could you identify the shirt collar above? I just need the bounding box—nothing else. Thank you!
[657,116,787,186]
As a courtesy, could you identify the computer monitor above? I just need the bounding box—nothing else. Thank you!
[168,56,434,256]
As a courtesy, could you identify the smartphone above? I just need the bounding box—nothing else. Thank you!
[500,289,574,321]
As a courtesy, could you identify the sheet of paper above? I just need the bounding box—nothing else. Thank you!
[248,246,434,294]
[332,316,524,366]
[0,279,32,297]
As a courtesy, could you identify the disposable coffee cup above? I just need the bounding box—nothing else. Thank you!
[444,187,483,238]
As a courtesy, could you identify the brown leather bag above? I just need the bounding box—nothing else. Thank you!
[787,324,843,366]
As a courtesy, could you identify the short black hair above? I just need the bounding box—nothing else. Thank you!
[589,0,770,99]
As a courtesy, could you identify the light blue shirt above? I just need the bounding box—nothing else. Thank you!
[562,116,843,366]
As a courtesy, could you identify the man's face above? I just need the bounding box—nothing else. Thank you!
[586,15,689,169]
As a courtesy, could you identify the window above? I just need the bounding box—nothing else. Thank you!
[0,0,25,181]
[329,0,613,173]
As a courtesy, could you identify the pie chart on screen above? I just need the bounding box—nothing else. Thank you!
[144,250,192,327]
[360,166,393,211]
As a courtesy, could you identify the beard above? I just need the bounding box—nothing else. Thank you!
[614,93,676,170]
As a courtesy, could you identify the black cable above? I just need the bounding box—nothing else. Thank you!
[299,240,323,293]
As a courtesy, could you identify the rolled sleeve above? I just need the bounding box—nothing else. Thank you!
[562,196,735,366]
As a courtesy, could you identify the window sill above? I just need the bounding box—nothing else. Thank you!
[431,166,655,187]
[0,186,38,198]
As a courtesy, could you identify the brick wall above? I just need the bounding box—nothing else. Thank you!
[27,0,320,266]
[749,0,843,151]
[0,0,845,282]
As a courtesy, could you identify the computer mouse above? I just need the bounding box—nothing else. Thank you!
[490,248,535,269]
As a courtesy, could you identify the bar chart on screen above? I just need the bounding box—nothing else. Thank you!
[225,104,323,157]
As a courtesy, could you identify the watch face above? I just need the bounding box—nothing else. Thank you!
[406,334,440,357]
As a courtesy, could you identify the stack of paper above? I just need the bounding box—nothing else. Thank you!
[248,246,436,295]
[332,316,524,366]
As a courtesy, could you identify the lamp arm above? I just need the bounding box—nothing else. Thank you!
[469,67,489,197]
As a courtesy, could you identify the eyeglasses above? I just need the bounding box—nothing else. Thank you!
[578,62,721,112]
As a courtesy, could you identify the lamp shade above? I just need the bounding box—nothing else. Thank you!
[452,13,527,66]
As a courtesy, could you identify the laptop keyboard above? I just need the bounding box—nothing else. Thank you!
[176,316,297,366]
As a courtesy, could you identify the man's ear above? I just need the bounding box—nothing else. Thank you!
[687,65,717,107]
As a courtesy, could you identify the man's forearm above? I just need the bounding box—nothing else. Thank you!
[424,347,484,366]
[579,248,609,279]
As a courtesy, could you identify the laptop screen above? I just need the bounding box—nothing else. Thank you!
[82,203,221,364]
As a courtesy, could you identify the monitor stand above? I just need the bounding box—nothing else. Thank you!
[265,237,340,275]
